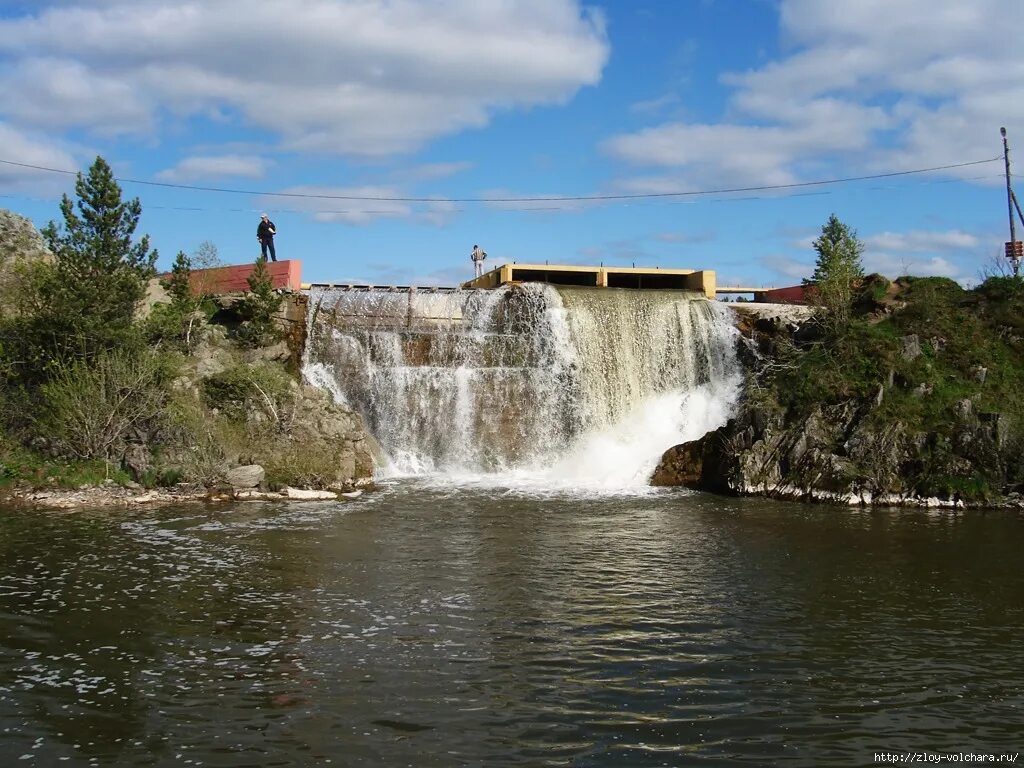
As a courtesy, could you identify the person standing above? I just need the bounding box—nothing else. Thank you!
[470,244,487,277]
[257,213,277,262]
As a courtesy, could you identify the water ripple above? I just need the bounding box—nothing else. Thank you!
[1,490,1023,766]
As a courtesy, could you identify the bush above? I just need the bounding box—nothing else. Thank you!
[36,350,174,461]
[263,442,347,490]
[201,361,294,424]
[976,275,1024,304]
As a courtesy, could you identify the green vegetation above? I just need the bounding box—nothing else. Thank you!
[32,156,156,369]
[235,257,284,347]
[0,156,326,494]
[2,157,160,445]
[146,250,217,354]
[803,213,865,328]
[0,439,132,491]
[758,272,1024,502]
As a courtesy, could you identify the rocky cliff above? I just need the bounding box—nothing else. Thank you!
[652,278,1024,506]
[0,210,52,310]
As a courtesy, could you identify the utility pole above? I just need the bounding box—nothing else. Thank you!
[1001,127,1021,277]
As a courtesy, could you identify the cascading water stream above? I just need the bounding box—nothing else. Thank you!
[303,284,740,488]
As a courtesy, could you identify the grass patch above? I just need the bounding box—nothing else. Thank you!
[0,440,131,490]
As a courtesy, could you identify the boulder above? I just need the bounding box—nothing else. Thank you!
[225,464,264,488]
[650,441,704,487]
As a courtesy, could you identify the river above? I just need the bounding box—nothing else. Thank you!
[1,482,1022,766]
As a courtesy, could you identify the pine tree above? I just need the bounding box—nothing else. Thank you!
[236,257,283,347]
[804,214,864,327]
[35,156,157,363]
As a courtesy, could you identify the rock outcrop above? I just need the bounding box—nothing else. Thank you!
[172,320,376,491]
[653,279,1024,507]
[653,391,1017,506]
[0,210,52,310]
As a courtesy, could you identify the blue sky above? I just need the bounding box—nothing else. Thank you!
[0,0,1021,288]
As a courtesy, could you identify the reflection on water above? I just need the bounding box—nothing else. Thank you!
[1,483,1022,766]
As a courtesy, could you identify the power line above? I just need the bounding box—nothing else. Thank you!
[0,156,1001,204]
[1,173,1005,215]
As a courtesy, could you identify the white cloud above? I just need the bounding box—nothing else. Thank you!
[863,230,980,253]
[395,162,474,183]
[652,230,714,244]
[156,154,270,182]
[629,93,681,115]
[270,185,458,226]
[604,0,1022,190]
[862,253,964,281]
[274,185,412,225]
[0,0,609,157]
[761,254,813,282]
[0,122,80,195]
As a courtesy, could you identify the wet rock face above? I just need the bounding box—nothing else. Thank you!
[286,384,375,484]
[649,441,704,487]
[651,390,1018,506]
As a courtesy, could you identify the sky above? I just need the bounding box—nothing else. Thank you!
[1,0,1022,289]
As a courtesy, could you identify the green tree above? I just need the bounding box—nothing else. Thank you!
[804,213,865,328]
[165,250,193,305]
[236,257,283,347]
[146,250,215,354]
[32,155,157,365]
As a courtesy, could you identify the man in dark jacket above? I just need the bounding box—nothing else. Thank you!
[257,213,277,262]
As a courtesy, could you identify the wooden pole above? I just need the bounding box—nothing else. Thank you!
[1001,127,1020,277]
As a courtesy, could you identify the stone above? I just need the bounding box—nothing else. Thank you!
[225,464,265,488]
[247,340,291,363]
[235,490,279,500]
[899,334,921,361]
[912,382,933,398]
[282,487,337,500]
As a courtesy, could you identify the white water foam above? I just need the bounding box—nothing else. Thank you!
[304,284,740,492]
[396,376,741,496]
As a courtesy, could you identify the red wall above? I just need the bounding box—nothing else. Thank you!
[173,260,302,294]
[755,284,807,304]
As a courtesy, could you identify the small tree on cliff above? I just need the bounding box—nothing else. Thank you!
[33,156,158,365]
[147,250,216,354]
[804,213,865,328]
[236,257,283,347]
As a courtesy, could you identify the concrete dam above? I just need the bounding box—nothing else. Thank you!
[302,279,742,488]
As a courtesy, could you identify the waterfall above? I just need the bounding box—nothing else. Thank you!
[303,284,740,488]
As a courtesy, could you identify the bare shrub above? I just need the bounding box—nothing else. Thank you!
[38,350,170,461]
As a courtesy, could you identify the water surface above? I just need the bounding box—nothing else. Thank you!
[1,483,1022,766]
